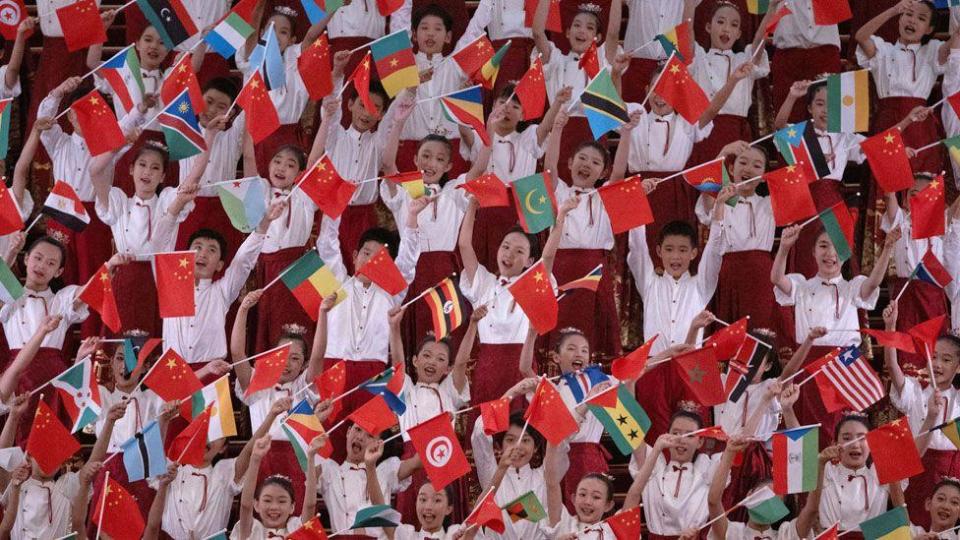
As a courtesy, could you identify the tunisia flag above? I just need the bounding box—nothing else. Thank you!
[153,251,196,318]
[79,263,121,333]
[597,176,654,234]
[865,418,924,484]
[525,377,578,444]
[408,412,471,490]
[507,260,558,334]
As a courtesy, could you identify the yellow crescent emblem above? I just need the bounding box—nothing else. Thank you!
[524,189,544,215]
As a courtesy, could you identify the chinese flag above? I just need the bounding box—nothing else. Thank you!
[480,397,511,436]
[653,55,710,124]
[71,90,126,156]
[865,418,924,484]
[314,361,347,419]
[910,175,945,240]
[764,5,792,35]
[515,56,547,120]
[705,317,748,360]
[79,263,121,333]
[166,406,210,466]
[696,425,729,441]
[862,328,917,354]
[459,173,510,207]
[673,346,724,406]
[507,260,558,334]
[607,507,642,540]
[299,33,334,101]
[0,183,23,235]
[160,52,205,114]
[611,334,658,381]
[452,35,495,79]
[299,155,358,219]
[57,0,106,52]
[523,0,561,33]
[861,128,915,193]
[579,41,600,79]
[764,165,817,226]
[347,52,378,116]
[356,245,407,295]
[153,251,195,317]
[245,343,292,396]
[288,515,329,540]
[908,315,948,357]
[26,400,80,475]
[376,0,404,16]
[408,412,471,490]
[91,477,145,540]
[524,377,578,444]
[597,176,654,234]
[143,348,204,402]
[348,395,398,436]
[811,0,851,25]
[236,71,281,144]
[465,489,506,534]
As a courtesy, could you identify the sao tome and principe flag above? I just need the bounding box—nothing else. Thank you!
[586,384,652,455]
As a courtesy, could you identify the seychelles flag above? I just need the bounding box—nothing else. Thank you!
[158,89,206,160]
[281,399,332,470]
[440,85,490,146]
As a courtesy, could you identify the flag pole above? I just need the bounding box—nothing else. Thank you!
[94,470,111,539]
[750,131,776,146]
[711,316,775,349]
[204,177,262,188]
[259,248,317,292]
[894,266,917,303]
[652,156,724,186]
[698,489,764,530]
[227,342,291,369]
[913,140,941,155]
[328,364,395,405]
[23,214,42,235]
[175,418,207,463]
[399,273,458,310]
[639,52,675,111]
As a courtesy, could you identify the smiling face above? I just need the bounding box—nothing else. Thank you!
[412,340,452,384]
[496,231,534,278]
[415,14,451,55]
[836,418,869,468]
[898,1,934,45]
[732,147,766,192]
[199,88,233,127]
[268,148,304,189]
[130,148,166,198]
[254,482,295,528]
[706,5,742,50]
[136,26,168,70]
[416,484,453,532]
[493,96,523,132]
[928,483,960,530]
[813,231,841,279]
[345,423,376,463]
[667,415,703,463]
[648,86,674,116]
[567,145,607,188]
[557,332,591,373]
[500,424,537,467]
[415,139,453,185]
[809,86,828,131]
[566,12,600,54]
[24,242,64,289]
[573,477,614,524]
[656,234,698,279]
[278,339,306,384]
[190,237,225,280]
[932,338,960,389]
[349,92,385,132]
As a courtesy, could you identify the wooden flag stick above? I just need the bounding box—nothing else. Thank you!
[175,418,207,464]
[23,214,42,235]
[399,273,458,310]
[639,52,675,110]
[711,316,774,349]
[94,471,111,540]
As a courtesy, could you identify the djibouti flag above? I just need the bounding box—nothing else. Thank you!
[772,424,819,495]
[217,177,267,233]
[826,70,869,133]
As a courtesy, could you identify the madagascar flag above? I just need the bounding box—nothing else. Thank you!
[369,30,418,97]
[281,250,345,320]
[423,277,465,339]
[511,171,557,234]
[136,0,198,49]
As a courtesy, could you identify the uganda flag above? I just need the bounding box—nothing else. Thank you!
[585,383,651,455]
[423,277,465,339]
[581,68,629,140]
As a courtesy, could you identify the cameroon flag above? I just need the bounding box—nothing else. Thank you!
[281,250,346,320]
[369,30,418,97]
[585,383,651,455]
[581,68,629,140]
[511,172,557,234]
[423,277,465,339]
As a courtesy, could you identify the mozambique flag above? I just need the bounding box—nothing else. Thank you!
[480,41,511,90]
[440,85,490,146]
[503,491,546,523]
[932,417,960,450]
[423,277,466,339]
[585,384,652,455]
[655,22,694,64]
[512,171,557,234]
[0,98,11,159]
[859,506,911,540]
[581,68,629,140]
[369,30,418,97]
[281,250,346,320]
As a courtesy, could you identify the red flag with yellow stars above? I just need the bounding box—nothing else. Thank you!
[348,395,399,436]
[515,56,547,120]
[458,173,510,207]
[298,33,334,101]
[861,128,915,193]
[143,348,204,402]
[763,164,817,226]
[523,0,561,32]
[26,400,80,475]
[78,263,121,333]
[56,0,106,52]
[606,507,642,540]
[652,55,710,124]
[298,155,358,219]
[452,34,495,80]
[287,515,329,539]
[507,260,558,334]
[166,405,210,466]
[705,317,749,360]
[70,90,126,156]
[597,175,654,234]
[910,174,945,240]
[314,361,347,420]
[245,343,293,396]
[480,396,511,436]
[160,52,205,114]
[525,377,578,444]
[347,52,378,116]
[611,334,658,381]
[356,245,408,295]
[153,251,195,317]
[673,346,725,406]
[236,70,280,144]
[91,476,145,540]
[579,41,600,79]
[0,182,23,235]
[865,418,924,484]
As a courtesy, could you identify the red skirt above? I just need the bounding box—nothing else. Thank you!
[786,180,844,278]
[176,195,247,270]
[473,203,518,274]
[771,45,841,124]
[875,97,944,174]
[27,37,88,127]
[713,250,777,331]
[6,348,68,445]
[87,452,155,537]
[324,359,387,462]
[622,58,660,103]
[689,114,752,168]
[637,170,698,269]
[557,118,602,183]
[633,361,711,442]
[721,441,773,523]
[397,139,470,181]
[336,203,379,275]
[551,248,621,359]
[254,246,314,353]
[472,343,526,408]
[114,130,180,196]
[561,442,611,513]
[904,448,960,529]
[402,250,464,352]
[888,277,948,371]
[396,440,468,525]
[257,440,308,516]
[794,344,847,441]
[112,261,161,337]
[254,123,307,179]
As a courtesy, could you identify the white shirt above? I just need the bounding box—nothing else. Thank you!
[627,107,713,172]
[819,462,892,532]
[912,524,959,539]
[857,38,945,99]
[556,180,615,250]
[813,129,865,181]
[1,473,80,540]
[627,223,725,354]
[395,524,464,540]
[464,0,533,41]
[317,456,411,538]
[398,373,470,441]
[38,94,114,202]
[317,216,420,361]
[231,517,303,540]
[38,0,102,37]
[623,0,684,60]
[0,65,22,100]
[945,219,960,334]
[892,378,960,452]
[691,45,769,117]
[186,115,247,198]
[399,50,468,140]
[714,377,781,440]
[696,193,776,252]
[465,126,543,182]
[97,187,192,255]
[540,508,614,539]
[96,65,169,120]
[237,43,309,124]
[0,285,89,349]
[774,274,878,347]
[261,183,318,254]
[239,371,309,440]
[325,107,393,206]
[0,191,32,260]
[163,232,265,363]
[880,206,946,278]
[380,175,468,253]
[771,0,841,49]
[943,50,960,152]
[556,372,618,444]
[161,459,241,540]
[541,42,620,117]
[461,265,554,345]
[641,452,723,535]
[96,385,164,453]
[327,0,391,40]
[177,0,230,51]
[725,520,803,540]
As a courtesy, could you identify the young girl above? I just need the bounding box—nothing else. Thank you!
[620,0,687,102]
[0,458,102,540]
[908,479,960,539]
[463,0,535,97]
[232,434,321,540]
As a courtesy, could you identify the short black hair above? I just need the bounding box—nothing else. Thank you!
[267,10,298,34]
[368,80,390,107]
[492,411,546,468]
[657,220,698,247]
[27,236,67,269]
[580,473,615,503]
[939,334,960,354]
[572,140,612,171]
[497,83,522,105]
[413,4,454,32]
[188,228,228,259]
[805,80,827,107]
[272,144,308,171]
[256,474,295,500]
[833,413,871,441]
[504,225,541,260]
[203,77,240,103]
[669,409,704,431]
[358,227,400,259]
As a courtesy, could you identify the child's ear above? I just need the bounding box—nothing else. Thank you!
[690,247,699,260]
[54,266,64,279]
[216,261,225,273]
[444,31,452,45]
[655,244,663,259]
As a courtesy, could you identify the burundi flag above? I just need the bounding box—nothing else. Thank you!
[511,171,557,234]
[120,420,168,482]
[51,357,101,433]
[158,89,206,160]
[282,399,329,471]
[351,505,402,529]
[97,45,145,115]
[281,250,346,320]
[772,424,819,495]
[182,376,237,442]
[423,277,466,339]
[250,21,286,91]
[503,491,547,523]
[581,68,629,140]
[585,384,652,455]
[217,177,267,233]
[826,70,869,133]
[0,257,23,304]
[859,506,911,540]
[440,85,490,146]
[369,30,419,97]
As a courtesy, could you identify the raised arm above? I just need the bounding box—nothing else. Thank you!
[233,397,294,484]
[773,81,811,130]
[604,0,623,66]
[795,445,839,538]
[543,110,567,184]
[90,402,127,463]
[611,110,643,182]
[882,302,908,396]
[779,383,801,429]
[71,461,102,540]
[453,306,486,392]
[4,18,32,93]
[854,1,907,59]
[780,327,827,380]
[308,97,339,168]
[0,316,60,403]
[304,294,337,383]
[531,0,554,62]
[536,87,572,144]
[144,464,177,540]
[707,437,749,539]
[518,328,538,378]
[624,435,675,508]
[541,197,577,273]
[364,440,388,505]
[544,442,565,526]
[181,116,226,186]
[301,434,324,522]
[917,388,943,457]
[771,224,800,295]
[699,62,754,129]
[861,227,899,300]
[230,290,261,390]
[236,435,272,539]
[458,197,481,282]
[380,90,416,181]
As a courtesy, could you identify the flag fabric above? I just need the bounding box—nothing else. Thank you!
[515,56,547,120]
[947,90,960,119]
[508,260,558,334]
[459,173,510,207]
[480,41,511,90]
[525,377,578,444]
[559,365,609,403]
[91,476,145,540]
[136,0,198,49]
[913,250,953,289]
[121,420,167,481]
[217,177,267,233]
[683,158,728,194]
[369,30,419,97]
[287,516,328,540]
[826,70,869,133]
[764,165,817,225]
[375,0,403,16]
[674,346,724,406]
[182,376,237,441]
[586,384,652,455]
[78,264,120,333]
[859,506,911,540]
[818,202,856,263]
[0,0,25,40]
[153,251,195,317]
[808,346,885,412]
[747,0,769,14]
[158,89,206,160]
[766,6,791,35]
[772,425,819,495]
[611,335,658,380]
[408,412,471,490]
[773,121,831,181]
[359,364,406,415]
[440,85,490,146]
[908,315,948,356]
[861,128,915,193]
[383,171,426,199]
[812,0,852,25]
[933,417,960,450]
[299,0,335,24]
[143,348,203,402]
[523,0,561,32]
[281,250,346,320]
[160,52,205,114]
[298,155,358,219]
[655,22,695,64]
[654,55,710,124]
[51,357,101,433]
[597,176,654,234]
[26,400,80,475]
[453,35,494,80]
[167,405,209,466]
[282,399,332,470]
[43,180,90,231]
[236,71,281,144]
[298,33,334,100]
[725,339,772,403]
[57,0,106,52]
[579,41,600,79]
[559,264,602,293]
[503,491,546,523]
[815,524,840,540]
[862,328,918,354]
[245,343,292,396]
[0,181,20,234]
[512,171,557,234]
[910,174,945,239]
[127,336,166,375]
[356,245,407,295]
[744,487,791,525]
[347,53,377,116]
[348,395,399,435]
[314,362,347,420]
[581,68,630,139]
[204,2,255,59]
[705,317,748,360]
[351,505,402,529]
[97,46,144,115]
[0,98,11,160]
[480,397,511,436]
[606,507,642,540]
[70,90,126,156]
[423,277,466,339]
[945,135,960,169]
[250,22,286,91]
[465,489,506,533]
[0,258,22,304]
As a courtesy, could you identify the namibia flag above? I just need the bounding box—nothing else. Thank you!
[586,383,651,455]
[581,68,629,140]
[158,89,206,160]
[424,277,465,339]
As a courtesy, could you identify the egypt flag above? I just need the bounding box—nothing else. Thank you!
[51,357,101,433]
[424,277,465,339]
[282,399,333,468]
[43,180,90,231]
[136,0,198,49]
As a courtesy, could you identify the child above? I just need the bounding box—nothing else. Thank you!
[942,33,960,185]
[0,114,41,280]
[385,484,465,540]
[463,0,536,96]
[0,459,102,539]
[947,218,960,335]
[0,16,29,100]
[29,0,94,127]
[620,0,688,102]
[908,479,960,539]
[232,433,321,539]
[771,223,898,432]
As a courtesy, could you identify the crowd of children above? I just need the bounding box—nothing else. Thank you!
[1,0,960,538]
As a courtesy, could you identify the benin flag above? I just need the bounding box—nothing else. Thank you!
[440,85,490,146]
[423,277,466,339]
[511,171,557,234]
[655,22,694,64]
[586,384,651,455]
[281,250,346,320]
[369,30,418,97]
[581,68,629,140]
[932,417,960,450]
[817,202,855,263]
[859,506,911,540]
[826,70,869,133]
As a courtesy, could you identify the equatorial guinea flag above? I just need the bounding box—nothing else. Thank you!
[772,425,819,495]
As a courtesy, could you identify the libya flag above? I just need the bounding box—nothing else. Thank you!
[585,383,652,455]
[511,172,557,234]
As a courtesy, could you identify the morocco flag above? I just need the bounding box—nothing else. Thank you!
[153,251,196,318]
[597,176,653,234]
[673,346,724,406]
[79,264,121,332]
[507,260,557,334]
[408,412,471,490]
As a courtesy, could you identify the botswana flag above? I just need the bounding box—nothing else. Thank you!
[121,420,168,481]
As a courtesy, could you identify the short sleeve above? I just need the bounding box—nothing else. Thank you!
[439,373,470,408]
[517,125,544,158]
[849,274,879,309]
[925,39,947,75]
[377,456,413,494]
[96,187,128,226]
[855,35,890,70]
[460,265,496,305]
[774,274,806,306]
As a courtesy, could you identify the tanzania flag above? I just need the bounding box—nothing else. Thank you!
[51,357,101,433]
[655,22,694,64]
[773,121,830,181]
[440,85,490,146]
[683,158,728,193]
[817,202,855,263]
[932,417,960,449]
[0,258,23,304]
[370,30,418,97]
[282,399,331,470]
[158,89,206,160]
[586,384,651,455]
[0,98,10,160]
[859,506,911,540]
[480,41,511,90]
[120,420,167,482]
[136,0,198,49]
[503,491,546,523]
[281,250,346,320]
[559,264,602,292]
[747,0,769,13]
[423,277,466,339]
[217,177,267,233]
[581,68,629,140]
[511,171,557,234]
[826,70,869,133]
[772,425,819,495]
[182,376,237,441]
